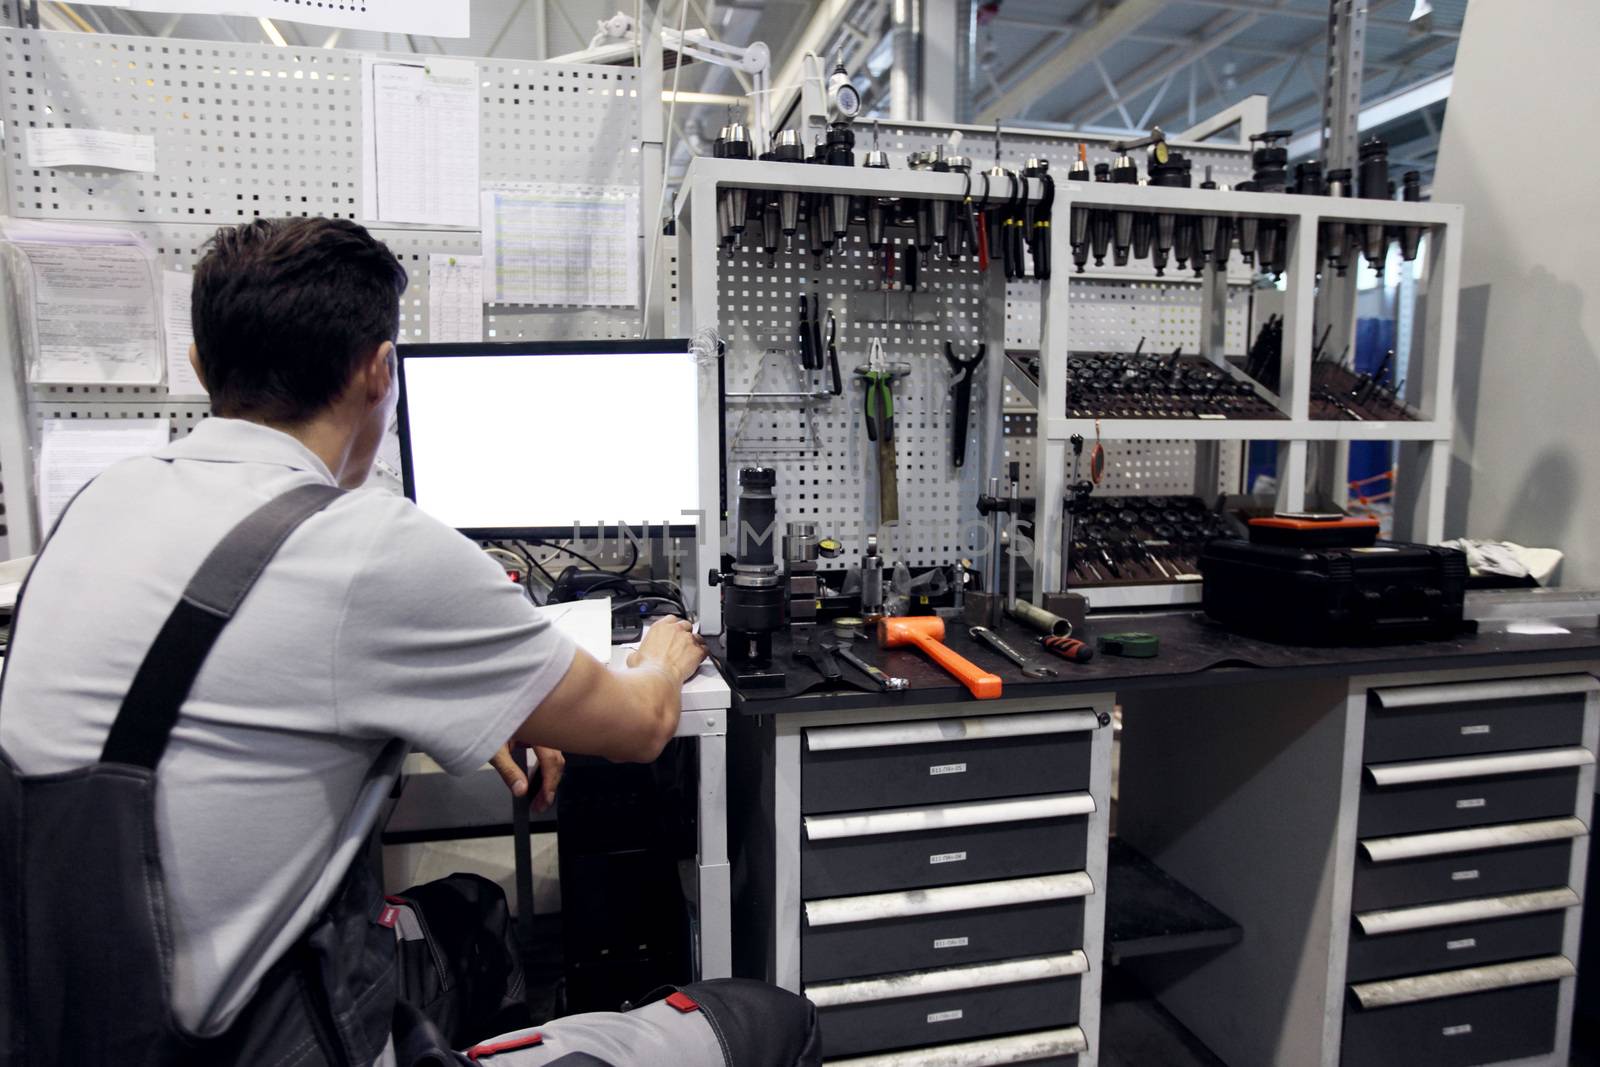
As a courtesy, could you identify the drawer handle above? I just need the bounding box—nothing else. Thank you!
[1361,816,1588,863]
[1355,887,1581,936]
[823,1026,1089,1066]
[1372,675,1599,709]
[804,951,1088,1009]
[805,710,1100,752]
[804,793,1095,842]
[805,872,1096,928]
[1349,955,1574,1010]
[1367,747,1593,787]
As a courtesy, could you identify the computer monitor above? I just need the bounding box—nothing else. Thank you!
[396,339,701,539]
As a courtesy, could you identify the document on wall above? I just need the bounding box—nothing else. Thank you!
[162,270,206,397]
[361,57,479,228]
[427,253,484,342]
[37,419,170,531]
[1,223,163,385]
[114,0,469,37]
[481,183,640,307]
[25,128,157,173]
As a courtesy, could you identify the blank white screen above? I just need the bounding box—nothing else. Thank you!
[400,348,700,531]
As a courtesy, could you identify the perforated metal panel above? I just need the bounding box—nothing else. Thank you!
[0,30,651,550]
[0,30,639,222]
[1003,277,1251,354]
[720,232,995,569]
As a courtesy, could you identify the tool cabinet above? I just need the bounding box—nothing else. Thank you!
[1112,664,1599,1067]
[730,696,1114,1065]
[1338,675,1598,1067]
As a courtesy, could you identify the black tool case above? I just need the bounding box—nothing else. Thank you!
[1199,538,1469,644]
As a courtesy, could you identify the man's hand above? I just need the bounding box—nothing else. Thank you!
[490,744,565,813]
[626,617,708,682]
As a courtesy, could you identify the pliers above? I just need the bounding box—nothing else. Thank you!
[797,294,824,372]
[862,364,896,442]
[945,341,987,468]
[824,312,842,396]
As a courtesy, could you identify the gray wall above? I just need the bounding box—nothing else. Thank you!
[1432,0,1600,587]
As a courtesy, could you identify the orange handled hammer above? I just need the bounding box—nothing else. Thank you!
[877,616,1003,700]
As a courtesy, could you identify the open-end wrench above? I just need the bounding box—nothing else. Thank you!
[969,626,1057,679]
[833,642,908,691]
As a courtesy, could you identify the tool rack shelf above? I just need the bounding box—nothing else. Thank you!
[1030,182,1464,597]
[676,157,1465,617]
[676,157,1056,635]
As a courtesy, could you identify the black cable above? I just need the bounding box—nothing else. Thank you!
[530,539,608,573]
[510,540,557,586]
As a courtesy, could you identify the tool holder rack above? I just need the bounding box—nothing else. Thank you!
[1030,182,1464,605]
[676,157,1054,635]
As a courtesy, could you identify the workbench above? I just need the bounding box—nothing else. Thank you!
[721,615,1600,1066]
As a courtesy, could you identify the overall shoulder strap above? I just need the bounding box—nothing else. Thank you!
[100,482,344,768]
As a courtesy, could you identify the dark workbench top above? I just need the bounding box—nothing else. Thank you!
[719,613,1600,716]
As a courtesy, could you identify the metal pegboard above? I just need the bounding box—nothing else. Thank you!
[1002,411,1037,501]
[26,220,664,410]
[720,232,993,569]
[28,403,204,439]
[1006,278,1249,355]
[0,29,639,223]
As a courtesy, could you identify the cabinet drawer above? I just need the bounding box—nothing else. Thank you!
[803,873,1092,983]
[1365,676,1594,763]
[1358,765,1583,838]
[1354,837,1575,912]
[802,795,1092,898]
[1347,905,1570,983]
[807,953,1086,1060]
[821,1027,1086,1066]
[1342,957,1572,1067]
[801,711,1096,815]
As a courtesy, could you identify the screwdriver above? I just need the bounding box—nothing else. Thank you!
[1041,634,1094,664]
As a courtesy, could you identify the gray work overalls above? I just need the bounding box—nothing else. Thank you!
[0,482,822,1067]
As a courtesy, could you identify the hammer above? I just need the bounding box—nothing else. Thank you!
[877,616,1002,700]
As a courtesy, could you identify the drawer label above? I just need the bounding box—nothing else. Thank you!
[1446,938,1478,951]
[1460,724,1492,736]
[933,936,969,950]
[1456,797,1487,810]
[929,851,968,865]
[1442,1024,1473,1037]
[927,1009,963,1024]
[1451,869,1481,882]
[929,763,968,776]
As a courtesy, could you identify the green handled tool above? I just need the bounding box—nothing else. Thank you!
[855,339,911,525]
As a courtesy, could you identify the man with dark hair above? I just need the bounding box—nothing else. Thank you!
[0,217,819,1066]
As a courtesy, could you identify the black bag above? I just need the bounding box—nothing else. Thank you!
[389,873,533,1047]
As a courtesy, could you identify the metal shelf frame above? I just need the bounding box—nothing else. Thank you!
[1030,182,1464,597]
[676,159,1465,623]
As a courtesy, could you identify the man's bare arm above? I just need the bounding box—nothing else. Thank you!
[512,618,706,763]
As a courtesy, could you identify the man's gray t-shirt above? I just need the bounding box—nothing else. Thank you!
[0,417,576,1035]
